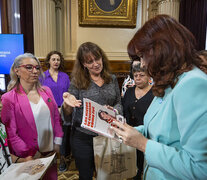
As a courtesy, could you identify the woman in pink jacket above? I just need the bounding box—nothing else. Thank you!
[1,53,63,179]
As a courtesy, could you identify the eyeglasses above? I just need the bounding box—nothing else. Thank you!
[18,64,41,72]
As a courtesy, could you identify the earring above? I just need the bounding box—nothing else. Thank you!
[149,77,153,85]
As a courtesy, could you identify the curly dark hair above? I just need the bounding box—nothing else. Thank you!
[71,42,112,89]
[129,57,140,79]
[128,14,207,97]
[132,63,146,75]
[45,50,65,71]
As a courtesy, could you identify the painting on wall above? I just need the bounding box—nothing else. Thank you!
[78,0,138,28]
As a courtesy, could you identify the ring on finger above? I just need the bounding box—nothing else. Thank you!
[118,135,123,143]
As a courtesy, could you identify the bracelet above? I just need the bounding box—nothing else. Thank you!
[15,157,20,163]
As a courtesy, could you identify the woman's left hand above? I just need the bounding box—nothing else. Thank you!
[63,92,82,108]
[111,121,148,153]
[105,105,118,114]
[105,105,113,110]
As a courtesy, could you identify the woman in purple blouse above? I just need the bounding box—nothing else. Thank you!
[41,51,71,172]
[42,51,70,107]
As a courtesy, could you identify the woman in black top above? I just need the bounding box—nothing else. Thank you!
[62,42,122,180]
[122,63,153,179]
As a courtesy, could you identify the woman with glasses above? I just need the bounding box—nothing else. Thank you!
[1,53,63,180]
[61,42,122,179]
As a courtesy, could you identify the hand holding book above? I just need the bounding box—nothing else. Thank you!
[111,120,148,152]
[81,98,125,142]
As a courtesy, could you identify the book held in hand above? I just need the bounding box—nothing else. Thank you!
[0,153,56,180]
[81,98,125,141]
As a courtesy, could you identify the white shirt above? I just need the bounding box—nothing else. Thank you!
[30,97,53,152]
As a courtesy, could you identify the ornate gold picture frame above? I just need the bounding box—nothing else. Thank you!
[78,0,138,28]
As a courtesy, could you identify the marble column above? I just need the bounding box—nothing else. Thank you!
[62,0,77,59]
[149,0,158,19]
[141,0,149,25]
[54,0,63,53]
[157,0,180,21]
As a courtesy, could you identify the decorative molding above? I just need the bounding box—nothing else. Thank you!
[39,59,130,73]
[148,0,158,19]
[78,0,138,28]
[147,0,180,21]
[157,0,180,6]
[157,0,180,20]
[63,52,131,61]
[88,0,127,16]
[53,0,63,10]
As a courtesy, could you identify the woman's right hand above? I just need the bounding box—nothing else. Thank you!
[111,121,148,153]
[25,156,33,161]
[125,80,135,88]
[11,154,33,163]
[63,92,82,108]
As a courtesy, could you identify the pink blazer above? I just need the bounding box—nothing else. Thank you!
[1,85,63,157]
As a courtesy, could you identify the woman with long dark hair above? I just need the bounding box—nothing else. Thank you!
[62,42,122,179]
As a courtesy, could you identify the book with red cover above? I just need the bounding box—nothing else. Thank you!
[81,98,125,141]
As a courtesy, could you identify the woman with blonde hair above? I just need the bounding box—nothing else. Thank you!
[1,53,63,179]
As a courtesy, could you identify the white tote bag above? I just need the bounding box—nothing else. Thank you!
[93,136,137,180]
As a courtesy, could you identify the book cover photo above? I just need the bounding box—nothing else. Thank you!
[81,98,125,141]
